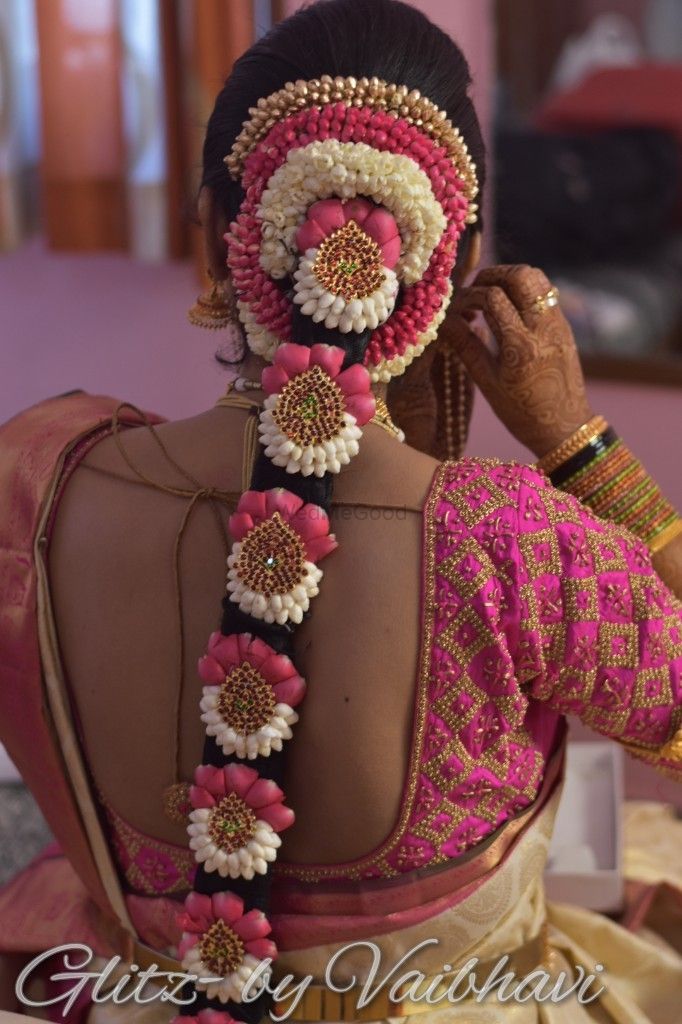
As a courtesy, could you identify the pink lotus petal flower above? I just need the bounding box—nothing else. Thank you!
[211,890,246,925]
[305,534,339,562]
[245,777,285,809]
[261,363,290,394]
[224,762,260,799]
[231,908,272,941]
[208,632,241,666]
[189,785,216,809]
[289,506,332,542]
[261,652,301,684]
[265,488,305,520]
[271,674,306,707]
[343,198,373,225]
[295,198,347,251]
[295,197,401,269]
[258,801,296,831]
[345,392,377,425]
[178,889,277,964]
[190,764,294,833]
[336,363,374,397]
[243,937,278,961]
[309,343,345,378]
[236,491,268,520]
[273,342,311,377]
[228,511,254,541]
[199,632,306,710]
[198,654,226,685]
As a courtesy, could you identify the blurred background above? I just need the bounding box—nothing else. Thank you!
[0,0,681,884]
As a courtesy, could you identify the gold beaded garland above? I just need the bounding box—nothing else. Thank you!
[225,76,479,224]
[235,513,307,596]
[217,662,277,734]
[272,365,346,447]
[312,220,385,300]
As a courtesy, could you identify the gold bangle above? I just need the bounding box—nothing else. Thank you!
[649,517,682,555]
[536,415,609,474]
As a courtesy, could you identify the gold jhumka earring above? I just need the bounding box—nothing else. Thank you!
[187,271,236,330]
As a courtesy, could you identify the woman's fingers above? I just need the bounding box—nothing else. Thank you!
[439,311,497,390]
[453,284,533,362]
[473,265,562,329]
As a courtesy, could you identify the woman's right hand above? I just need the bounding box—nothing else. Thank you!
[444,264,594,458]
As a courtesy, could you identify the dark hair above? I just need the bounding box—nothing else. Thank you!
[187,4,485,1020]
[203,0,485,244]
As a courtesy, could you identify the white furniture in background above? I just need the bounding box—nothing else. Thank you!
[545,741,624,913]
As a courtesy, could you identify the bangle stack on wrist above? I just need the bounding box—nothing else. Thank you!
[537,417,682,554]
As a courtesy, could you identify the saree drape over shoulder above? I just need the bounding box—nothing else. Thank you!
[0,393,681,1024]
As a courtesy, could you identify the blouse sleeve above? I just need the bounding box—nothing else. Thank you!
[508,464,682,780]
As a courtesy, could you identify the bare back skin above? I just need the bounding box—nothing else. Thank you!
[49,402,439,865]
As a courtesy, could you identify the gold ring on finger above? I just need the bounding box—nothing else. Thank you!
[529,286,560,316]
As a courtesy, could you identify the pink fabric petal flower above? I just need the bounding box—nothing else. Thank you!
[342,198,373,225]
[261,363,290,395]
[295,199,347,252]
[272,674,306,707]
[228,512,255,541]
[305,534,339,562]
[208,633,242,669]
[245,777,285,809]
[236,491,268,520]
[231,908,272,941]
[258,801,295,831]
[189,785,216,810]
[182,891,213,929]
[198,654,226,685]
[244,937,278,961]
[224,763,259,800]
[194,765,225,796]
[335,363,373,398]
[274,342,311,377]
[261,651,302,684]
[247,635,275,669]
[265,488,304,520]
[211,890,244,925]
[289,506,332,542]
[309,343,345,378]
[345,392,376,426]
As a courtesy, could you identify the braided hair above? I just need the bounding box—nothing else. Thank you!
[177,4,485,1022]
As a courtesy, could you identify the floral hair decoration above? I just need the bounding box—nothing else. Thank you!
[180,73,478,1023]
[225,76,479,381]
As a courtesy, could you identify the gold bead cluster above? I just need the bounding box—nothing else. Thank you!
[225,76,479,224]
[235,512,307,596]
[272,365,346,446]
[199,919,244,975]
[218,662,276,733]
[207,792,257,854]
[313,220,385,300]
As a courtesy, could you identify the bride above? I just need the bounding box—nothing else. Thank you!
[0,1,680,1021]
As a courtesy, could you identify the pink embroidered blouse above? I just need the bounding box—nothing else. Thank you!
[102,457,682,896]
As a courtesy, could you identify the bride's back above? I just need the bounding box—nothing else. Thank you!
[49,402,439,865]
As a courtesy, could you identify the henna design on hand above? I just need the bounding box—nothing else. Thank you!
[445,264,593,457]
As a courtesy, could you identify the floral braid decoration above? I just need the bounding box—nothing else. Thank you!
[175,342,375,1024]
[225,76,479,383]
[175,78,477,1024]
